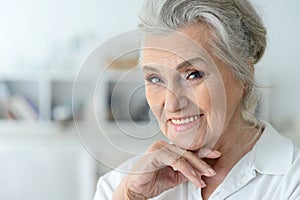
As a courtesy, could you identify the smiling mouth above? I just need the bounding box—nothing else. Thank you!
[169,114,204,125]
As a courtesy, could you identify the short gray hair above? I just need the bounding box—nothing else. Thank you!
[138,0,267,128]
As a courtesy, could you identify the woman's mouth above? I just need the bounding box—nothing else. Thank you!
[168,114,204,132]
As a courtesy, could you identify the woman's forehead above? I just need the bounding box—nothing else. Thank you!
[141,25,213,64]
[140,44,212,71]
[143,35,205,54]
[142,24,211,48]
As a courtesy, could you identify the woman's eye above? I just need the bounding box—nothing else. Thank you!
[186,70,205,80]
[146,75,163,84]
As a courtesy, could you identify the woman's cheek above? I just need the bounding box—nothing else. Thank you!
[145,89,160,117]
[146,87,168,134]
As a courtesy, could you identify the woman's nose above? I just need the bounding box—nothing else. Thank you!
[164,87,188,113]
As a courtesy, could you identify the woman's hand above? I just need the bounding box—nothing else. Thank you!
[113,140,221,199]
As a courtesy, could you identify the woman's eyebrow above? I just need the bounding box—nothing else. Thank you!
[142,65,160,73]
[142,57,205,73]
[176,57,205,71]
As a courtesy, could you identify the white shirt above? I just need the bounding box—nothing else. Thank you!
[94,122,300,199]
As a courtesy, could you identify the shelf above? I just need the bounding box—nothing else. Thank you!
[0,72,42,81]
[0,67,86,125]
[0,61,150,136]
[0,120,76,136]
[0,69,78,82]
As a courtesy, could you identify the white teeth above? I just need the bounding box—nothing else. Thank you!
[171,115,200,125]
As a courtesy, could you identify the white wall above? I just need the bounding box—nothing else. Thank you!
[0,0,143,69]
[252,0,300,131]
[0,134,96,200]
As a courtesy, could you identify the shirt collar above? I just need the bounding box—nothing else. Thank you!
[252,122,294,175]
[205,122,295,199]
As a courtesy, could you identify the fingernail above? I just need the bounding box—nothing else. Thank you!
[208,168,216,176]
[213,150,222,156]
[198,149,210,157]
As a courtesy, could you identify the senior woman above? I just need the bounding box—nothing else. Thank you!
[94,0,300,199]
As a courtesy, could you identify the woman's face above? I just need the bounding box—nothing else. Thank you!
[141,24,244,151]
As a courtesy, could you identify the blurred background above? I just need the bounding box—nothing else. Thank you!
[0,0,299,199]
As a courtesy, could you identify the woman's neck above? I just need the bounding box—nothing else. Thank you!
[201,114,262,199]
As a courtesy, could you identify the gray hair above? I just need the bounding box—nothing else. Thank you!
[138,0,267,129]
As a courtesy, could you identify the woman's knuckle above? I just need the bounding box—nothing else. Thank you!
[174,157,187,169]
[149,140,168,151]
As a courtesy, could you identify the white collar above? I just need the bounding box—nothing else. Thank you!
[252,122,294,175]
[196,122,295,199]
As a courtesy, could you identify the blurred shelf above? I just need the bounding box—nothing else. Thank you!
[0,68,85,130]
[0,120,77,136]
[0,59,149,137]
[0,69,78,82]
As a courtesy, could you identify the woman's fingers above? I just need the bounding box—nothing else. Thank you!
[160,144,219,188]
[170,157,206,188]
[143,141,220,188]
[122,141,222,198]
[198,147,222,159]
[166,144,217,177]
[205,150,222,159]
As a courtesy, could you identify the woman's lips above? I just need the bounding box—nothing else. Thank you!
[168,114,204,132]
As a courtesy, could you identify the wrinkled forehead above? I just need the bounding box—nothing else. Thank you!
[140,31,213,69]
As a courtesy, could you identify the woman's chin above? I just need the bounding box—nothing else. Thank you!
[170,133,204,151]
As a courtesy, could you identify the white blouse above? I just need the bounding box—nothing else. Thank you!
[94,122,300,199]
